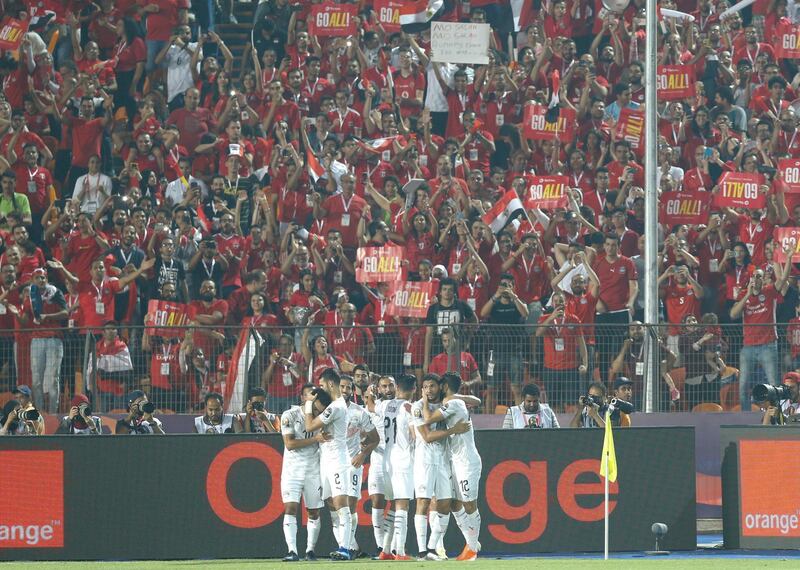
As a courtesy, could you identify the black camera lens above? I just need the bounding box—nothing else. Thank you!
[752,383,792,404]
[141,402,156,414]
[20,409,40,422]
[251,401,265,411]
[78,403,92,417]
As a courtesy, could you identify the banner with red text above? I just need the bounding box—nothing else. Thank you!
[779,158,800,193]
[145,300,189,339]
[714,172,766,209]
[659,191,712,226]
[309,1,358,37]
[772,227,800,263]
[0,17,29,50]
[656,65,695,100]
[386,281,435,318]
[356,246,405,283]
[615,108,645,155]
[523,104,576,142]
[374,0,403,32]
[525,175,569,210]
[776,21,800,59]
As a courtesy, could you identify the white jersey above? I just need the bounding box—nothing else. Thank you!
[439,398,480,467]
[319,396,350,468]
[410,399,448,464]
[195,414,235,434]
[370,398,391,459]
[346,401,375,458]
[380,398,414,466]
[281,406,320,468]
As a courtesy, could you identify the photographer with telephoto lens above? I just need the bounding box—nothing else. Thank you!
[115,390,165,435]
[235,387,280,433]
[0,386,44,435]
[755,372,800,426]
[570,382,608,428]
[57,394,102,435]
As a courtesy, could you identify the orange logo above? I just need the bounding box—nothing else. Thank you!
[739,440,800,537]
[0,451,64,548]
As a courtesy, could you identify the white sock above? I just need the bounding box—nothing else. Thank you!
[438,513,449,551]
[307,517,321,552]
[382,510,395,553]
[283,514,298,554]
[466,510,481,551]
[350,512,359,551]
[453,507,468,540]
[414,514,428,555]
[372,507,385,550]
[338,507,352,550]
[428,512,446,551]
[393,509,409,556]
[331,510,341,544]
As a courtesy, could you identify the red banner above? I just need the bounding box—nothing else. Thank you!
[386,281,435,318]
[524,175,569,210]
[374,0,403,32]
[659,191,712,226]
[356,246,404,284]
[310,1,358,37]
[714,172,766,209]
[776,21,800,60]
[656,65,695,101]
[779,158,800,193]
[0,17,29,51]
[522,105,576,143]
[145,300,190,339]
[772,228,800,263]
[615,108,645,155]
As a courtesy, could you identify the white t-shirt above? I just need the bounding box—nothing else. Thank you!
[281,406,320,469]
[194,414,234,434]
[319,397,350,468]
[439,398,480,467]
[74,172,113,215]
[380,398,413,467]
[346,401,375,459]
[165,42,199,102]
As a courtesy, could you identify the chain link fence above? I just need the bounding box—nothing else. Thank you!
[0,321,795,416]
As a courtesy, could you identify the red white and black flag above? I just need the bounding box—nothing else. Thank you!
[482,190,525,234]
[224,319,264,413]
[400,0,445,33]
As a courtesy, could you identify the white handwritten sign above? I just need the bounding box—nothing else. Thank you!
[431,22,490,65]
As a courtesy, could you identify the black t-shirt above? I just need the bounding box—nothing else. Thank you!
[190,257,225,299]
[425,299,475,355]
[487,300,525,352]
[153,258,186,298]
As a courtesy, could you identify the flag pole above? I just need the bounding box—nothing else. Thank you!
[604,447,609,560]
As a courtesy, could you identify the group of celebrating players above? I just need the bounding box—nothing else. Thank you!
[281,366,482,562]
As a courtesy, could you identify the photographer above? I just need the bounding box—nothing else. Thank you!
[756,372,800,426]
[235,387,280,433]
[57,394,102,435]
[502,384,559,429]
[570,382,607,428]
[195,392,235,434]
[1,385,44,435]
[608,377,636,427]
[115,390,165,435]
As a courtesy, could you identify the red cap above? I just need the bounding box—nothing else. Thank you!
[784,372,800,385]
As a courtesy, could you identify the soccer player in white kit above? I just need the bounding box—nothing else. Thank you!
[375,374,417,560]
[420,372,483,561]
[412,373,472,560]
[366,375,396,557]
[280,384,328,562]
[303,368,355,560]
[339,375,379,557]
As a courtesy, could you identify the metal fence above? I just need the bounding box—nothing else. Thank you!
[0,321,794,416]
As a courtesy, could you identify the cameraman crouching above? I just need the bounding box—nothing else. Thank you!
[570,382,607,428]
[116,390,165,435]
[57,394,102,435]
[0,385,44,435]
[235,387,280,433]
[756,372,800,426]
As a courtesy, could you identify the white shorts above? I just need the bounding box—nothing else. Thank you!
[386,463,414,500]
[348,464,363,499]
[321,462,351,500]
[451,461,481,503]
[414,459,452,500]
[281,463,324,509]
[368,455,386,496]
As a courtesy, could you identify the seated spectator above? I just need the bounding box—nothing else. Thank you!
[502,384,559,429]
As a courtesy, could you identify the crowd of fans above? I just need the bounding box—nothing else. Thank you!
[2,0,800,420]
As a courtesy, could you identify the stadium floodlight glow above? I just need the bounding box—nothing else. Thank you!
[645,522,670,556]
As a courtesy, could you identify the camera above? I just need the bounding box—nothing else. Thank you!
[18,409,40,422]
[251,401,265,411]
[752,383,793,405]
[136,401,156,415]
[609,398,635,415]
[78,403,92,417]
[580,394,602,407]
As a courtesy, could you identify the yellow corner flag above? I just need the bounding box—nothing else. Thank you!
[600,410,618,482]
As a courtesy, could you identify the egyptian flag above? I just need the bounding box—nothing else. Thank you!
[307,148,325,183]
[482,189,525,234]
[509,0,535,32]
[545,69,560,124]
[357,136,399,156]
[224,319,264,413]
[400,0,444,33]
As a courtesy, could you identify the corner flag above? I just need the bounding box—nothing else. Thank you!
[600,410,618,482]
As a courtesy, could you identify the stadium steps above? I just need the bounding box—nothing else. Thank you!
[215,1,256,77]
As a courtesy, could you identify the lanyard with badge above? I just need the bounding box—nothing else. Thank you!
[161,343,172,377]
[633,341,645,376]
[340,193,353,227]
[553,316,566,352]
[403,329,415,367]
[93,280,105,315]
[733,265,746,298]
[707,237,720,272]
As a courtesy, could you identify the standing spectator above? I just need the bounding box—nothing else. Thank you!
[428,326,481,395]
[423,277,478,374]
[88,321,135,411]
[155,24,197,110]
[263,334,304,413]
